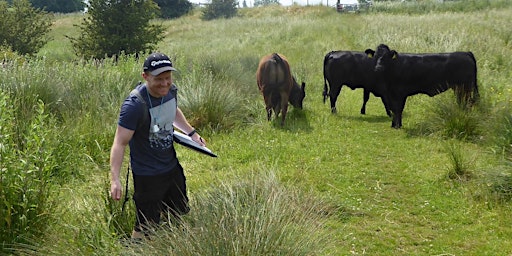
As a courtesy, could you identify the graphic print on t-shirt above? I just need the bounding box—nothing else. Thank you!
[148,98,176,150]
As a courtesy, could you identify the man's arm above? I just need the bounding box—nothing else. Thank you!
[173,107,206,147]
[109,125,134,200]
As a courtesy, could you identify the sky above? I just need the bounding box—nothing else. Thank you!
[83,0,352,11]
[191,0,347,7]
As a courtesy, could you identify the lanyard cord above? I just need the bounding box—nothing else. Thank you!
[121,164,130,213]
[145,88,164,123]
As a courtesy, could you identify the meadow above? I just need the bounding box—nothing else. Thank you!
[1,1,512,255]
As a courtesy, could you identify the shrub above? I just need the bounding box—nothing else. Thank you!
[154,0,193,19]
[201,0,238,20]
[69,0,163,59]
[0,95,58,254]
[0,0,52,56]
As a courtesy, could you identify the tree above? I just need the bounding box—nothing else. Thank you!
[202,0,237,21]
[154,0,193,19]
[253,0,279,6]
[30,0,85,13]
[0,0,52,56]
[69,0,164,59]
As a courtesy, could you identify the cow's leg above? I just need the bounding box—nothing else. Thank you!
[329,84,342,113]
[280,92,289,126]
[266,107,272,121]
[361,89,370,115]
[380,97,392,117]
[264,94,273,121]
[274,101,281,117]
[392,97,407,129]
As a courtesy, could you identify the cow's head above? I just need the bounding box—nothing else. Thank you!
[374,44,397,72]
[289,77,306,109]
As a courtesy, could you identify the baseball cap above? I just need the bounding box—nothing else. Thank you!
[143,53,177,76]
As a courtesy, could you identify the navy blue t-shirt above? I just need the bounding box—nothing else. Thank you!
[118,83,179,176]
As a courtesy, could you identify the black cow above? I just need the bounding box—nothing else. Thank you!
[323,50,391,117]
[373,44,479,128]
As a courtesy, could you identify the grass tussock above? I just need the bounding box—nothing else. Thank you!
[124,170,334,256]
[413,93,483,140]
[444,141,474,181]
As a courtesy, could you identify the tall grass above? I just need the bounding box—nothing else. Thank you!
[122,170,334,255]
[411,93,483,140]
[444,141,474,181]
[16,170,335,255]
[370,0,512,14]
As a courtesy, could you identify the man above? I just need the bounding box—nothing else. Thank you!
[109,53,205,239]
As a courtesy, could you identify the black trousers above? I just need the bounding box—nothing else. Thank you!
[132,163,190,232]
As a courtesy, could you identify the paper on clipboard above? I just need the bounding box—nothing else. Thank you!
[173,131,217,157]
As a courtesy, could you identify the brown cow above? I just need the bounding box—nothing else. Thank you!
[256,53,306,126]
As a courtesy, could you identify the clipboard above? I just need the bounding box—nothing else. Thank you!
[173,131,218,157]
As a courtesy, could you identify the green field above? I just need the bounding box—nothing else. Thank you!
[2,2,512,255]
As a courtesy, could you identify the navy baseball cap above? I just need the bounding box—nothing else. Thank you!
[143,53,177,76]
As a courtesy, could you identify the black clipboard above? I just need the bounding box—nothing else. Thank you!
[173,131,217,157]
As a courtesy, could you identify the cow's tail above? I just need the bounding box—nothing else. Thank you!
[271,53,290,84]
[322,52,331,104]
[271,91,281,115]
[469,52,480,105]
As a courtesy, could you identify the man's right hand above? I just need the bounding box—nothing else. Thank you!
[110,180,122,200]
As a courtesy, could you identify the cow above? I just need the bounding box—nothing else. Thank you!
[256,53,306,126]
[372,44,479,128]
[323,50,391,117]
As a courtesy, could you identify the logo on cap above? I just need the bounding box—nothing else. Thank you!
[143,53,177,76]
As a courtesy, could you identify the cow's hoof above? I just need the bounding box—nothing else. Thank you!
[331,107,337,114]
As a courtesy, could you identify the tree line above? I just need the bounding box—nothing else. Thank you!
[0,0,239,58]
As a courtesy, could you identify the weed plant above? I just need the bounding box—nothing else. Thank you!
[0,95,58,253]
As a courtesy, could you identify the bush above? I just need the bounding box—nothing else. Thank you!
[154,0,193,19]
[69,0,164,59]
[0,0,52,56]
[30,0,85,13]
[0,95,58,254]
[201,0,238,20]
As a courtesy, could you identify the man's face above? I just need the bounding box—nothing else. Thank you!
[143,71,173,98]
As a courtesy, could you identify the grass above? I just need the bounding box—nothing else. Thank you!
[2,2,512,255]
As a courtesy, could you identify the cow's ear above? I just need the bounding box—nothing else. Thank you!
[391,50,398,59]
[301,82,306,91]
[365,49,375,58]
